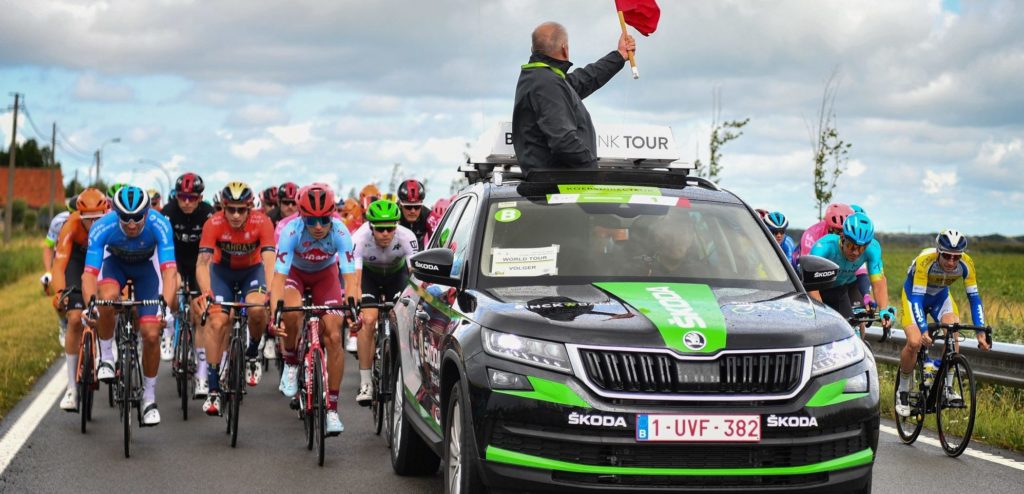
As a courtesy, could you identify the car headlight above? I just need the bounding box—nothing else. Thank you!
[482,328,572,374]
[811,335,865,376]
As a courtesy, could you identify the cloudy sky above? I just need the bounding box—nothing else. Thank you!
[1,0,1022,234]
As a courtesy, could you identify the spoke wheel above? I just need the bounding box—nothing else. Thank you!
[937,354,976,457]
[314,350,326,466]
[895,362,924,444]
[228,337,244,447]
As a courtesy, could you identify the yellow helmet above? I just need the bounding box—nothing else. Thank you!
[221,181,253,203]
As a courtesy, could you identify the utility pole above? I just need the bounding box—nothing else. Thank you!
[94,150,100,186]
[4,93,20,244]
[49,122,56,221]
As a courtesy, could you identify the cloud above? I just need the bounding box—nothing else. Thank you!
[268,122,314,145]
[922,169,957,194]
[229,138,274,160]
[225,104,288,128]
[73,73,136,102]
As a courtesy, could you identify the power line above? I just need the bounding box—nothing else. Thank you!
[18,101,50,144]
[56,127,94,157]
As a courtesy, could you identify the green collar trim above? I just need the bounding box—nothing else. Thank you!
[522,62,566,79]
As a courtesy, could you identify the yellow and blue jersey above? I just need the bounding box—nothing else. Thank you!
[903,248,984,329]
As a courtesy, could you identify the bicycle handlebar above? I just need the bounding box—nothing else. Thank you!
[200,299,267,326]
[926,322,993,347]
[273,299,356,328]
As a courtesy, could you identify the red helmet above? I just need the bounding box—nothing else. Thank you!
[175,173,205,194]
[297,184,336,217]
[260,187,277,206]
[398,179,425,205]
[278,182,299,201]
[824,203,854,231]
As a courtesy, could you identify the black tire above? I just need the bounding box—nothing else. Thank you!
[390,362,441,475]
[121,351,133,459]
[444,381,485,494]
[895,361,924,444]
[301,368,313,450]
[79,333,94,434]
[379,336,394,446]
[937,354,976,457]
[229,337,244,447]
[372,324,386,435]
[176,325,191,420]
[314,349,326,466]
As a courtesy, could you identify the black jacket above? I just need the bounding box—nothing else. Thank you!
[512,51,625,173]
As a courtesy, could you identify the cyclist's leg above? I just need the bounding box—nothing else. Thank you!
[242,265,268,359]
[899,289,923,374]
[203,264,234,406]
[310,267,345,416]
[127,262,163,425]
[61,255,87,404]
[278,272,304,397]
[818,282,855,321]
[96,259,126,375]
[846,282,866,338]
[935,291,962,394]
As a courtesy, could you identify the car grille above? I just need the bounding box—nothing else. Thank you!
[579,349,804,395]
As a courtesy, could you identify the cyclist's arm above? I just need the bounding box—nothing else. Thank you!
[269,271,287,320]
[50,220,75,296]
[259,215,277,290]
[335,221,361,303]
[907,255,932,331]
[153,213,178,306]
[864,242,891,322]
[82,216,112,304]
[962,254,985,327]
[196,252,213,298]
[42,243,54,273]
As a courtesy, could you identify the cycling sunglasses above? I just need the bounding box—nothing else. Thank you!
[224,206,249,215]
[940,252,962,262]
[117,211,147,224]
[402,204,422,210]
[304,215,332,227]
[177,193,200,202]
[841,236,868,251]
[371,225,397,233]
[280,200,297,207]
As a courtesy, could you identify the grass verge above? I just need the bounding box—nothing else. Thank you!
[0,237,43,289]
[877,362,1024,453]
[0,273,62,420]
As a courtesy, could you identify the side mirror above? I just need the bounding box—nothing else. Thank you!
[798,255,840,291]
[410,248,460,287]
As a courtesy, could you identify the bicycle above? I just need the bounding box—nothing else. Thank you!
[201,294,265,448]
[87,282,166,458]
[363,296,396,443]
[894,322,993,457]
[59,287,96,433]
[171,280,201,420]
[275,295,353,466]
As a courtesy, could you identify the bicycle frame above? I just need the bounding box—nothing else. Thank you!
[915,324,990,414]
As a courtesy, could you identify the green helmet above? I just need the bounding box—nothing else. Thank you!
[107,182,128,197]
[365,199,400,225]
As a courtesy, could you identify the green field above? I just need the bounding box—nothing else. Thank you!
[881,245,1024,344]
[0,273,62,420]
[0,237,43,289]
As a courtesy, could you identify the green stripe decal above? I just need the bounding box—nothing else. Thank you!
[548,184,662,204]
[806,378,869,408]
[494,376,591,408]
[486,446,873,476]
[595,282,726,354]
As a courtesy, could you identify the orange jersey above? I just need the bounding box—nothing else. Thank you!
[52,212,90,293]
[199,210,275,269]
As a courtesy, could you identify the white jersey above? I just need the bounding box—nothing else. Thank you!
[352,223,419,275]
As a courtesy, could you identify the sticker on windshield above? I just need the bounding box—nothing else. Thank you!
[497,201,518,208]
[546,184,688,207]
[494,208,522,223]
[491,245,559,277]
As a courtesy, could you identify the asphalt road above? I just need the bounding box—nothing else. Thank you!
[2,355,1023,493]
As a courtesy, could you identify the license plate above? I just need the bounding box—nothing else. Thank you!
[636,414,761,442]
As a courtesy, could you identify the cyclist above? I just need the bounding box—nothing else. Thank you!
[808,212,895,334]
[397,179,429,245]
[339,198,363,233]
[268,182,299,224]
[53,189,108,410]
[358,184,381,212]
[42,197,77,345]
[802,203,875,308]
[424,196,452,246]
[82,186,177,426]
[894,229,990,417]
[272,184,359,435]
[764,211,798,270]
[260,187,278,215]
[161,173,215,394]
[352,199,419,405]
[195,182,275,415]
[148,188,162,209]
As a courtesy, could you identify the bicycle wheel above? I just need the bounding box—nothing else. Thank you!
[895,362,924,444]
[372,329,385,435]
[229,337,244,447]
[302,361,313,451]
[937,354,976,457]
[381,335,394,448]
[79,332,94,434]
[314,349,326,466]
[121,349,133,458]
[175,324,189,419]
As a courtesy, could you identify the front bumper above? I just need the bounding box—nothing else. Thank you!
[464,352,879,493]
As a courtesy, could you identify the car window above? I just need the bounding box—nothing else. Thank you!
[429,197,469,250]
[446,196,478,278]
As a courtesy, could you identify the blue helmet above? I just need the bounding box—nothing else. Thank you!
[842,212,874,246]
[936,229,967,254]
[849,204,865,214]
[764,211,788,233]
[113,186,150,223]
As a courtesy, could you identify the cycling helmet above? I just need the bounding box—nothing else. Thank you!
[76,188,108,219]
[65,196,78,212]
[297,184,336,217]
[359,184,381,201]
[107,183,127,198]
[221,181,253,204]
[426,196,452,234]
[824,203,854,231]
[365,199,400,225]
[754,208,769,220]
[764,211,789,233]
[380,192,398,203]
[936,229,967,254]
[260,187,277,206]
[113,186,150,222]
[842,212,874,246]
[211,192,222,209]
[277,182,299,202]
[175,173,205,194]
[397,179,425,205]
[849,204,865,214]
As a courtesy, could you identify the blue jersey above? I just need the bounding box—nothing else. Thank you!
[780,235,798,269]
[809,234,883,287]
[84,211,177,274]
[274,217,356,275]
[904,248,984,329]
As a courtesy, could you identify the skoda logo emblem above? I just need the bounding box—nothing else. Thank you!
[683,331,706,351]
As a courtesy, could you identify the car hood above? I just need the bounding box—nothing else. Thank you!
[474,283,850,353]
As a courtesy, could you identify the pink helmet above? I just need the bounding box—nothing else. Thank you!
[824,203,854,231]
[426,196,453,235]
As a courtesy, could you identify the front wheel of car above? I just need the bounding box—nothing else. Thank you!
[444,381,485,494]
[390,361,441,476]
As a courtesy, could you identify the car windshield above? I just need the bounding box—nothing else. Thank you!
[477,194,793,290]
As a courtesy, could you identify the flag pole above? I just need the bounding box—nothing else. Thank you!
[617,10,639,79]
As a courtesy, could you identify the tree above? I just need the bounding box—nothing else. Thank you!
[65,177,86,197]
[0,138,58,168]
[693,87,749,183]
[809,69,852,218]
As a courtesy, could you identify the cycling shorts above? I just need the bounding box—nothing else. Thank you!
[900,288,957,332]
[286,266,343,306]
[819,281,863,321]
[210,263,266,303]
[99,257,162,317]
[361,269,409,305]
[63,252,86,311]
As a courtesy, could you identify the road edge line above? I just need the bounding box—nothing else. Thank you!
[0,364,65,475]
[880,424,1024,472]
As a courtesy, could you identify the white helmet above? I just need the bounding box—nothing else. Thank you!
[936,229,967,254]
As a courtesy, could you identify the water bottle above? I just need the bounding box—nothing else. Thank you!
[922,360,938,389]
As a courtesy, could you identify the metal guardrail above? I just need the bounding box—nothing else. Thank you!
[865,327,1024,388]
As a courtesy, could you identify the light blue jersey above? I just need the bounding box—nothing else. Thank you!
[274,217,356,275]
[810,234,883,287]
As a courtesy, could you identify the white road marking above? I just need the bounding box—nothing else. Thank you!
[0,368,65,475]
[880,424,1024,472]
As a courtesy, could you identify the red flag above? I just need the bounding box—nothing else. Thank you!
[615,0,661,36]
